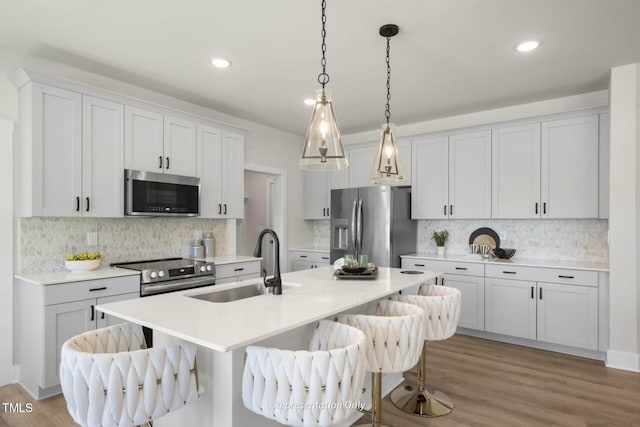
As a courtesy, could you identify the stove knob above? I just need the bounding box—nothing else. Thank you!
[158,271,165,278]
[150,271,157,279]
[206,265,212,272]
[200,266,206,272]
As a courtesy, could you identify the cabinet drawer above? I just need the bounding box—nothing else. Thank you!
[44,275,140,306]
[485,264,597,287]
[535,268,598,287]
[402,258,484,276]
[216,261,261,279]
[290,251,330,264]
[485,264,541,281]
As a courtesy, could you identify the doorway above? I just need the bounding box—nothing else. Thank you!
[237,164,287,276]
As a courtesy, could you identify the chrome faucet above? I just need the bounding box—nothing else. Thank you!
[253,229,282,295]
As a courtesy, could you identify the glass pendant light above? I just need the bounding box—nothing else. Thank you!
[299,0,348,171]
[370,24,406,184]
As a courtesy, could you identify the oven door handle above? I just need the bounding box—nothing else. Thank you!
[141,276,216,296]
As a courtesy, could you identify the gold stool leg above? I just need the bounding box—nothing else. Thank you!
[354,372,390,427]
[390,342,454,417]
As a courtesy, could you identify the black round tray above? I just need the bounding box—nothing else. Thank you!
[468,227,501,248]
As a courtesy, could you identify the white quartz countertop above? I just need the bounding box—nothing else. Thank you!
[401,253,609,272]
[188,255,262,264]
[16,256,262,286]
[97,266,437,352]
[15,267,140,286]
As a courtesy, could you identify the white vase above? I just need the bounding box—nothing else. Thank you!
[437,246,446,257]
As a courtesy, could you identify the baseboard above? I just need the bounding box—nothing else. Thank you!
[606,350,640,372]
[0,364,18,387]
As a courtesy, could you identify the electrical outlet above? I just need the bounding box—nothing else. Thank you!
[87,232,98,246]
[499,230,507,241]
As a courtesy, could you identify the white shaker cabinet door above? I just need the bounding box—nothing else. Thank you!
[163,115,197,177]
[537,282,598,350]
[32,84,83,217]
[443,273,485,331]
[348,144,377,189]
[599,113,609,219]
[197,124,223,218]
[124,105,164,173]
[485,278,536,339]
[303,171,328,220]
[541,115,599,218]
[43,299,95,388]
[221,130,245,219]
[448,130,492,219]
[82,96,124,218]
[491,124,541,218]
[411,135,449,219]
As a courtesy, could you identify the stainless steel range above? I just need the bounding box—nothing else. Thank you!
[113,257,216,296]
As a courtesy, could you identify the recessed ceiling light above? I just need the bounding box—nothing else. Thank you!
[515,40,541,52]
[210,57,231,68]
[303,98,315,106]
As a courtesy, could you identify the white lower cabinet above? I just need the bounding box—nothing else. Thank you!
[15,275,140,399]
[289,250,330,272]
[215,260,261,285]
[484,264,599,351]
[402,256,602,354]
[401,258,485,331]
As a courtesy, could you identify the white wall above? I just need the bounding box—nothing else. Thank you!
[608,63,640,372]
[0,119,14,385]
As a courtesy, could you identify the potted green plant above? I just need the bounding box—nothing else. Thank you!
[432,229,449,257]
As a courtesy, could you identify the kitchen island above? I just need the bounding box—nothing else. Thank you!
[97,266,437,427]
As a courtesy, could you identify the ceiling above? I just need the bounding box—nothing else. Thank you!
[1,0,639,136]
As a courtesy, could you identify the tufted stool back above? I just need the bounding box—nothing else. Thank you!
[337,300,425,374]
[60,323,199,427]
[242,320,367,427]
[414,284,461,340]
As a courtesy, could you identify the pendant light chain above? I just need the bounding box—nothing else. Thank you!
[385,36,392,124]
[318,0,329,88]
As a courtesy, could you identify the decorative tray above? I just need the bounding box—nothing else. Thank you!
[333,265,378,280]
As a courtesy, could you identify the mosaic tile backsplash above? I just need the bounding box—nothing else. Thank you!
[20,217,228,273]
[314,219,609,263]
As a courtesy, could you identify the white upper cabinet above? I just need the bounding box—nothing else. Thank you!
[30,84,83,217]
[163,115,197,177]
[412,135,448,219]
[541,115,599,218]
[19,83,123,218]
[412,130,491,219]
[449,130,492,218]
[303,171,329,220]
[492,124,541,218]
[82,96,124,217]
[125,108,198,177]
[221,130,245,218]
[599,113,609,219]
[124,106,164,173]
[198,125,245,219]
[348,138,411,188]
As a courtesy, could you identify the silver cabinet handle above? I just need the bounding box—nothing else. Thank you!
[357,198,363,256]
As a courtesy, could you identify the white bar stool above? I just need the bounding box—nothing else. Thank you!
[337,299,425,427]
[60,323,199,427]
[391,283,461,417]
[242,319,368,427]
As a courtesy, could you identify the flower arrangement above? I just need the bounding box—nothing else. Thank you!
[432,229,449,247]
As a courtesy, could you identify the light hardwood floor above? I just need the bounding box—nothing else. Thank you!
[1,335,639,426]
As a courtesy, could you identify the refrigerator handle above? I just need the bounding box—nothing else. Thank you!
[357,198,363,257]
[351,200,358,255]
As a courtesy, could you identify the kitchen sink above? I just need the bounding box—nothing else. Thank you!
[189,282,265,303]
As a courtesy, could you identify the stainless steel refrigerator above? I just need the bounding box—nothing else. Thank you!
[330,186,416,267]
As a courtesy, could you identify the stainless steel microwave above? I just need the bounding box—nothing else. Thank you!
[124,169,200,217]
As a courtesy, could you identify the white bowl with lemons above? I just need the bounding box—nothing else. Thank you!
[65,252,102,272]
